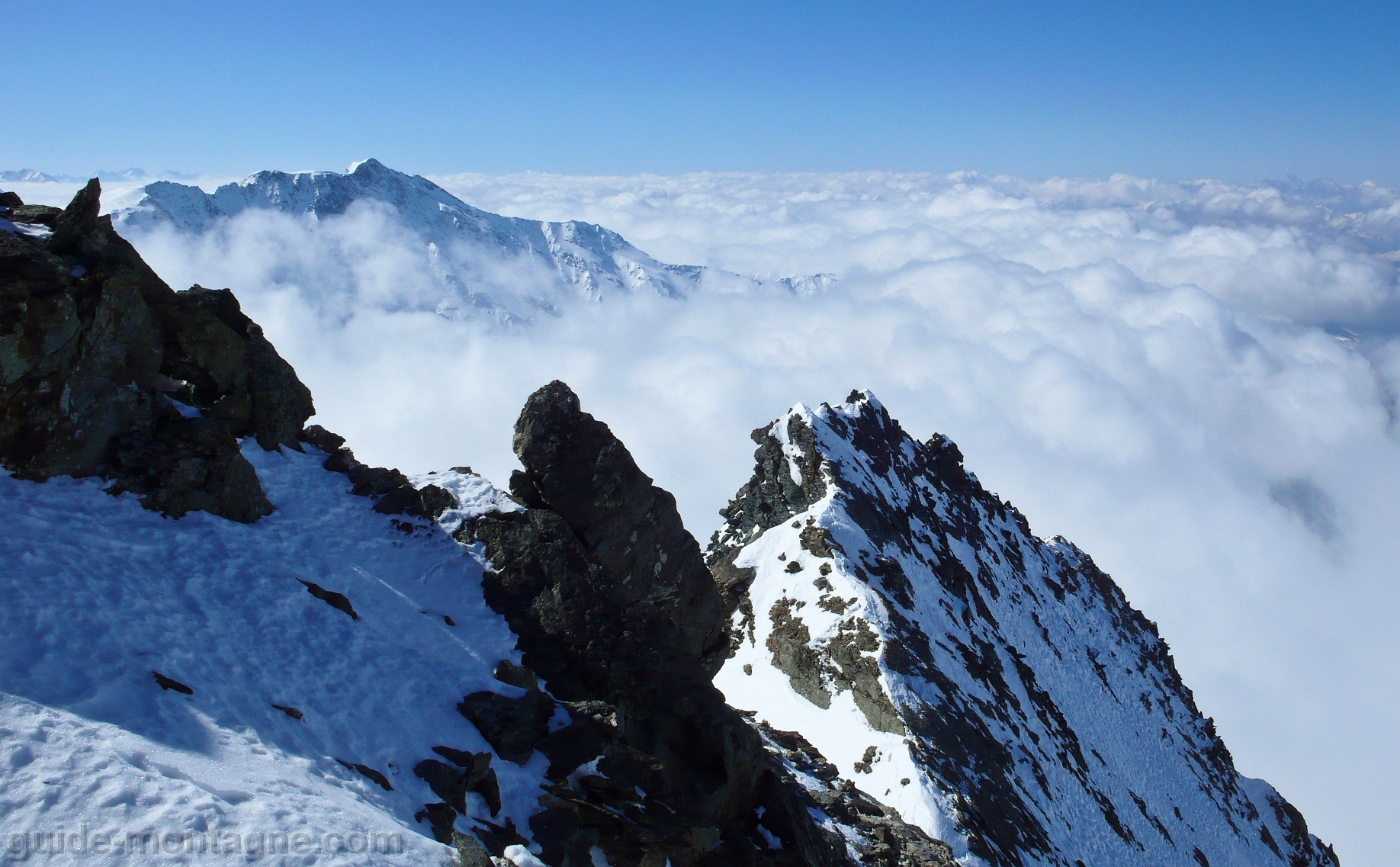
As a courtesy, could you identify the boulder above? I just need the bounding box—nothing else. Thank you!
[6,204,61,226]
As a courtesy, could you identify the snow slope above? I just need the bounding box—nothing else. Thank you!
[0,444,544,865]
[711,392,1337,867]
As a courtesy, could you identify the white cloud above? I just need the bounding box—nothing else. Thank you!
[118,171,1400,866]
[436,170,1400,326]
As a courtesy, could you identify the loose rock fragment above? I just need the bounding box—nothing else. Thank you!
[151,671,193,694]
[297,579,359,620]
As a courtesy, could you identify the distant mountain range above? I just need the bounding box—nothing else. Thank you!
[1,168,197,183]
[107,159,832,323]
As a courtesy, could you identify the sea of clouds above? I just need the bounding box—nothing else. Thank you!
[15,169,1400,865]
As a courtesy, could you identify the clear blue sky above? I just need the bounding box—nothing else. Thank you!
[5,1,1398,183]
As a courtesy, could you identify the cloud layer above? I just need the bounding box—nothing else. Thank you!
[114,171,1400,866]
[439,170,1400,327]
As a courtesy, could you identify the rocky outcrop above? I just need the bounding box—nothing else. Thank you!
[297,423,457,524]
[0,182,313,521]
[710,416,827,557]
[707,414,828,617]
[499,380,730,685]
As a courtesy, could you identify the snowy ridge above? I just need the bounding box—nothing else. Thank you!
[711,392,1337,867]
[111,160,823,324]
[0,445,542,864]
[1,170,62,184]
[2,168,191,184]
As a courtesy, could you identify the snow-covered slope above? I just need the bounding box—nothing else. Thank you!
[0,446,545,864]
[709,392,1338,867]
[112,160,712,323]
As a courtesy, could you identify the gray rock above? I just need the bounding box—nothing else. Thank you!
[336,760,392,791]
[458,689,556,765]
[271,704,303,720]
[707,415,827,566]
[828,620,906,735]
[509,380,728,676]
[759,724,956,867]
[452,832,496,867]
[766,598,832,708]
[297,424,345,454]
[47,178,100,255]
[373,482,457,519]
[347,464,409,497]
[152,671,193,694]
[297,579,359,620]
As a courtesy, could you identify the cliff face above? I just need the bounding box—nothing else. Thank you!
[0,181,313,521]
[709,391,1338,867]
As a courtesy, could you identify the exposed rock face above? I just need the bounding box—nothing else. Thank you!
[502,381,730,684]
[711,391,1339,867]
[711,415,826,550]
[0,182,313,521]
[708,415,828,617]
[466,382,868,867]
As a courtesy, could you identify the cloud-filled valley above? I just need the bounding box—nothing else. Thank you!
[13,165,1399,864]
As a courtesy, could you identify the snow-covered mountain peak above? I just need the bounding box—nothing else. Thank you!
[110,159,830,324]
[710,391,1338,867]
[112,160,711,321]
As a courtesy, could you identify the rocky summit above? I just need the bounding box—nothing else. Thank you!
[0,182,1335,866]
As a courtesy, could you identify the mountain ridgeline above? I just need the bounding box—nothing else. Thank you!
[112,158,832,325]
[705,394,1338,867]
[0,182,1334,866]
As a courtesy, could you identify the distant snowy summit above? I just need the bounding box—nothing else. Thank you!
[0,169,58,183]
[113,158,831,323]
[1,167,193,183]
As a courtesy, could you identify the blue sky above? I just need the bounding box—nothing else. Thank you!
[4,1,1398,183]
